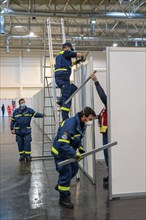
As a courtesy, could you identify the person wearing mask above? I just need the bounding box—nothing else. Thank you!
[1,104,5,117]
[10,98,44,162]
[91,73,109,188]
[55,42,84,121]
[51,106,96,209]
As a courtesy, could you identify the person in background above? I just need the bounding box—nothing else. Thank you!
[55,42,85,121]
[51,106,96,209]
[7,105,12,117]
[1,104,5,117]
[10,98,44,162]
[91,73,109,188]
[12,99,16,111]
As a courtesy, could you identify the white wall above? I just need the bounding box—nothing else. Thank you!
[0,50,43,99]
[87,52,107,160]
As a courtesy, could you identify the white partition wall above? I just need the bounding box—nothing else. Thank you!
[107,47,146,199]
[73,60,96,183]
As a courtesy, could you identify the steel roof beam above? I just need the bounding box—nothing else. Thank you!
[1,10,146,20]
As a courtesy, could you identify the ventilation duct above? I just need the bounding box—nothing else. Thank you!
[0,15,6,34]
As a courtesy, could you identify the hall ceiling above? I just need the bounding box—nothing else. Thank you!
[0,0,146,54]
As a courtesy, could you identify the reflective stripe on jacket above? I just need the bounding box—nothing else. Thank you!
[10,107,43,134]
[55,50,77,77]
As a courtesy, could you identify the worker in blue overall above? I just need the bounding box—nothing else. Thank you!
[51,106,96,209]
[55,42,84,121]
[91,73,109,188]
[10,98,44,162]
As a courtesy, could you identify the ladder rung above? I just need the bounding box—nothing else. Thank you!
[43,141,53,143]
[44,96,60,98]
[32,155,52,158]
[46,86,59,89]
[44,115,54,117]
[43,150,52,152]
[44,105,54,107]
[44,133,56,135]
[43,66,51,68]
[44,86,59,89]
[45,76,52,78]
[44,124,56,126]
[44,96,53,98]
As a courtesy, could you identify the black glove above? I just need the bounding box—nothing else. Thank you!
[74,152,83,161]
[81,56,86,62]
[74,59,82,65]
[78,146,85,154]
[73,56,86,66]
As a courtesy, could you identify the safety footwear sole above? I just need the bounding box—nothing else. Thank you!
[103,176,109,183]
[19,156,25,162]
[56,100,62,107]
[25,156,32,162]
[59,199,74,209]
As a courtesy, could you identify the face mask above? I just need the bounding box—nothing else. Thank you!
[85,121,93,126]
[20,103,26,109]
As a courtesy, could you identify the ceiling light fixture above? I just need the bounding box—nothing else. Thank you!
[14,25,24,28]
[2,0,7,4]
[0,15,6,34]
[29,32,34,36]
[113,42,117,47]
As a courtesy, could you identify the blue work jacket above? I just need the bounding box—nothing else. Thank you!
[51,112,86,160]
[10,107,43,135]
[55,50,77,78]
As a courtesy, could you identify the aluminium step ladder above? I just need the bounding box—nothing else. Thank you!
[42,17,66,157]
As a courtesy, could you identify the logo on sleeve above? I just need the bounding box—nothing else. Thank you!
[61,132,68,140]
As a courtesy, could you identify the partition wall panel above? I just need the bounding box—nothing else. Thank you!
[107,47,146,199]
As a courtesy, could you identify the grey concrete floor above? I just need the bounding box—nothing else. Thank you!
[0,117,146,220]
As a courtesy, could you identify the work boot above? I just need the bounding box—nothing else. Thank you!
[55,184,58,191]
[25,156,32,162]
[59,196,74,209]
[103,176,109,189]
[19,155,25,162]
[56,98,62,107]
[103,176,108,183]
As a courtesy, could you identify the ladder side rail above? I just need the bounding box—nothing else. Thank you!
[47,17,59,133]
[45,78,56,140]
[42,23,47,156]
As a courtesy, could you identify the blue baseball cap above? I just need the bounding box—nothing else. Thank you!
[62,42,74,51]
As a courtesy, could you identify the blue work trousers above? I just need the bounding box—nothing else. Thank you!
[54,158,79,198]
[55,77,77,120]
[16,134,32,157]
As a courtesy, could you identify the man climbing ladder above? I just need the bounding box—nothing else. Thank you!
[54,42,84,121]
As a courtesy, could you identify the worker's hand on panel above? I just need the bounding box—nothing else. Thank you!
[78,146,85,154]
[81,56,86,62]
[74,152,83,161]
[90,72,97,82]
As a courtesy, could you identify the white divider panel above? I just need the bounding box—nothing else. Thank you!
[73,61,96,183]
[32,89,43,130]
[93,70,107,160]
[107,47,146,199]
